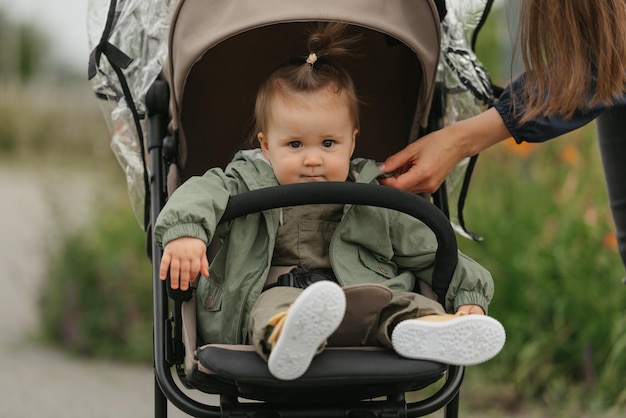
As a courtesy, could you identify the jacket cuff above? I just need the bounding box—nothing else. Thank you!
[453,290,490,315]
[160,223,209,248]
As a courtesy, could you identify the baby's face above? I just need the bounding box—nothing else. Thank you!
[258,87,357,184]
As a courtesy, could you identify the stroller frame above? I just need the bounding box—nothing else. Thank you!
[130,1,497,416]
[147,82,464,418]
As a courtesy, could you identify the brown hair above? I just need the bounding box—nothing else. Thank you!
[252,23,361,141]
[517,0,626,122]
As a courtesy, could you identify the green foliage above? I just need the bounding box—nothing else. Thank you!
[458,129,626,413]
[41,205,152,363]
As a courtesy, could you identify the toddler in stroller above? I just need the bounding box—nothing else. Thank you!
[154,23,505,382]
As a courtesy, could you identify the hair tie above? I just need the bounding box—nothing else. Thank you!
[306,52,318,66]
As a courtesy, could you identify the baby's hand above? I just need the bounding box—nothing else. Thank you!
[456,304,485,315]
[159,237,209,290]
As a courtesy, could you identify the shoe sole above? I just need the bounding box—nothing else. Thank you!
[391,315,506,366]
[268,281,346,380]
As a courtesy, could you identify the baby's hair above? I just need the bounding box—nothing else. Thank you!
[251,22,361,143]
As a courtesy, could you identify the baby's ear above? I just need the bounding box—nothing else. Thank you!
[256,132,267,152]
[350,129,358,154]
[258,132,269,155]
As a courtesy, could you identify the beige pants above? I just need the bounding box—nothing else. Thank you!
[248,283,445,360]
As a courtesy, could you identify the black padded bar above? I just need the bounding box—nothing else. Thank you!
[219,182,458,304]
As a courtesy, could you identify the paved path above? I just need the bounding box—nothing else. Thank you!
[0,164,217,417]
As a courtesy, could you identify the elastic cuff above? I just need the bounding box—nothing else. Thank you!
[161,223,209,247]
[493,100,523,144]
[453,291,490,315]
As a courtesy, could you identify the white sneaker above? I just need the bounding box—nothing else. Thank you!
[268,281,346,380]
[391,315,506,366]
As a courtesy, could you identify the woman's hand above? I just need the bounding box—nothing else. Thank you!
[379,108,511,193]
[379,128,467,193]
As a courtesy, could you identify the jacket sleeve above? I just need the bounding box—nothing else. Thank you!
[153,167,237,249]
[391,216,494,314]
[494,73,626,144]
[442,252,493,314]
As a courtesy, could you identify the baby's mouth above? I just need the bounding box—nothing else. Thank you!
[301,175,325,182]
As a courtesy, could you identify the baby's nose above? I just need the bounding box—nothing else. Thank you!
[303,150,323,165]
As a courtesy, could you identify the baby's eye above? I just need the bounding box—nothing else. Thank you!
[288,141,303,149]
[322,139,335,148]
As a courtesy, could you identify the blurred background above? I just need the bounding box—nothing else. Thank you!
[0,1,624,417]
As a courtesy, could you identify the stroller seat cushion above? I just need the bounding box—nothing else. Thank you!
[196,344,447,388]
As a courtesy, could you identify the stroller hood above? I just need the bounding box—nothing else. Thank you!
[166,0,441,175]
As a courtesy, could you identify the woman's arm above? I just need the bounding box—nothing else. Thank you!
[495,74,620,144]
[380,73,626,193]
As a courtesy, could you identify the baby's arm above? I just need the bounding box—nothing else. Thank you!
[159,237,210,290]
[456,304,485,315]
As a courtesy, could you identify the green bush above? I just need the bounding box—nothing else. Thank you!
[41,205,153,363]
[458,128,626,413]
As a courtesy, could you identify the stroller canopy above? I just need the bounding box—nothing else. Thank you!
[166,0,441,177]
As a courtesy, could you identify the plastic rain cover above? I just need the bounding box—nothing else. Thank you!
[439,0,494,240]
[87,0,176,228]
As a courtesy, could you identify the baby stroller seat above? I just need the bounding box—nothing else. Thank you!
[152,181,464,418]
[88,0,496,416]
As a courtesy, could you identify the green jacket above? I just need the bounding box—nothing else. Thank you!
[154,150,494,344]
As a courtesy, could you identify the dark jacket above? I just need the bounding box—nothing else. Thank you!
[494,73,626,143]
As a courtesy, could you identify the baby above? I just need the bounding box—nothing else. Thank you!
[155,23,505,380]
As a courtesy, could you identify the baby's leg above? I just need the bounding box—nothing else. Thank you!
[249,281,346,380]
[249,286,302,359]
[392,314,505,365]
[377,292,505,365]
[375,291,445,347]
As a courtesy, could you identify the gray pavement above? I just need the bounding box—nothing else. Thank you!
[0,164,217,417]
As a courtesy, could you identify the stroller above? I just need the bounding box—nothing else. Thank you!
[88,0,497,416]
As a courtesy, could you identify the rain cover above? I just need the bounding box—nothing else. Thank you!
[87,0,176,228]
[439,0,494,240]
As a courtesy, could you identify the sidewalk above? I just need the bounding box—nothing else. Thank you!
[0,164,216,417]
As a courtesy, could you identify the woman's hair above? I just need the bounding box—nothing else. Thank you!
[252,23,361,141]
[517,0,626,122]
